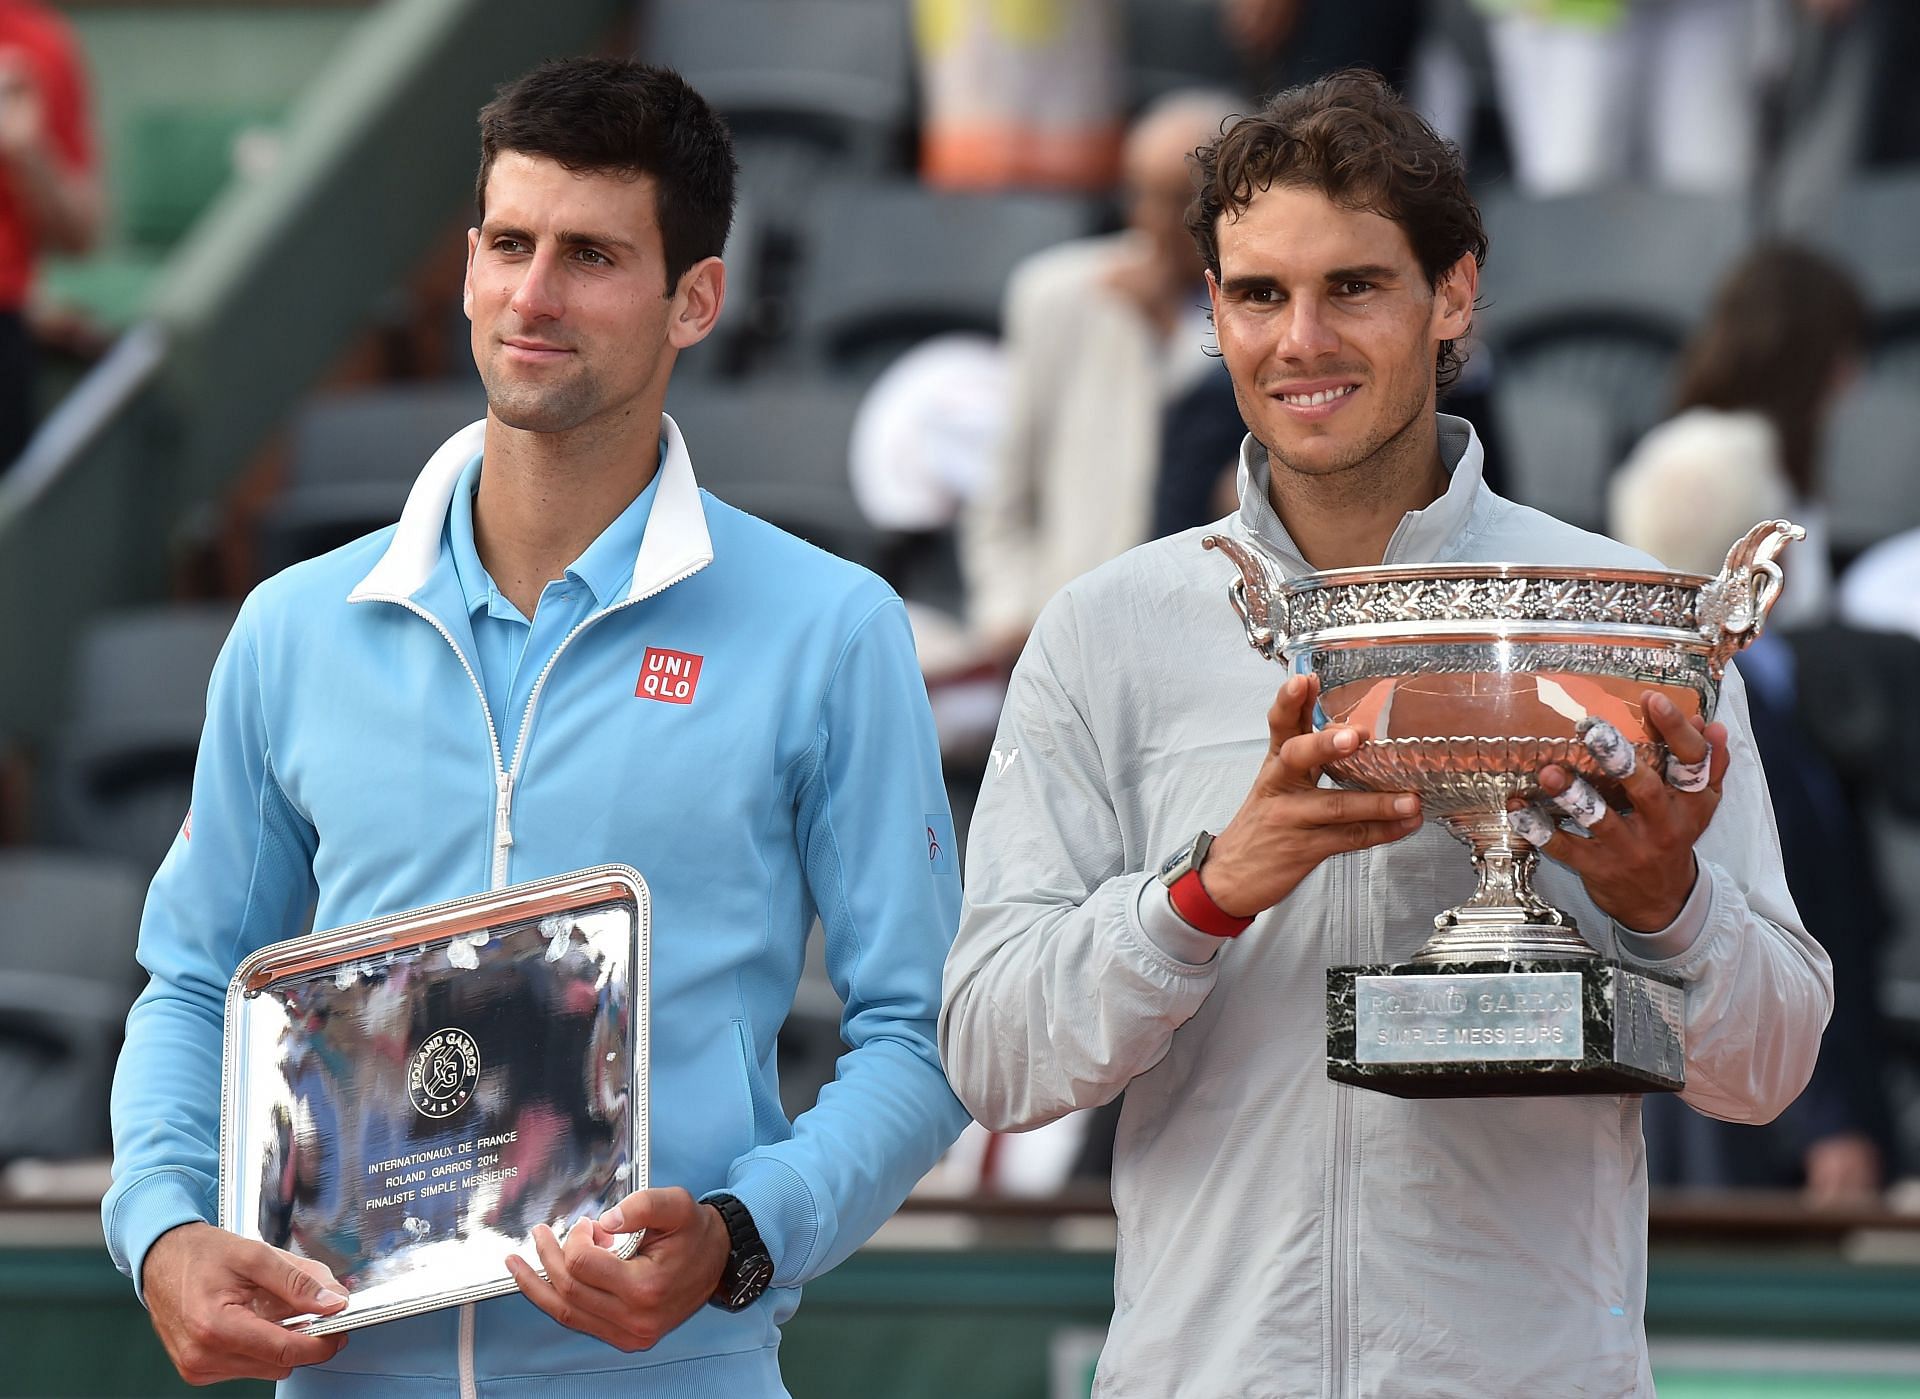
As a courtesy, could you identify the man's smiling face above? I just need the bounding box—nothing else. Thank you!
[1207,183,1473,483]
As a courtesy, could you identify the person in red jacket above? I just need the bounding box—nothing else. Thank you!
[0,1,100,472]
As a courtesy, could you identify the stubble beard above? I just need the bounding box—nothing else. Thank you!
[481,354,606,437]
[1258,371,1432,514]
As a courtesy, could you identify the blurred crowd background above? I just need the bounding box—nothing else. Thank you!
[4,0,1920,1393]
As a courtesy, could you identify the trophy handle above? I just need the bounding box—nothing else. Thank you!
[1699,518,1805,675]
[1202,532,1285,659]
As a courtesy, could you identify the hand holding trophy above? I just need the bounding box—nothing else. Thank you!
[1203,519,1802,1096]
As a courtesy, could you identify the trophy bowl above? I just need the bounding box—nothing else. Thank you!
[1201,520,1802,966]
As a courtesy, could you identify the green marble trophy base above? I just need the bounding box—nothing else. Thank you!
[1327,958,1685,1098]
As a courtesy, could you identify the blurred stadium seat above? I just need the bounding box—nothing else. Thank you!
[1120,0,1245,113]
[1488,374,1619,528]
[290,380,487,486]
[1477,187,1752,528]
[1820,352,1920,556]
[42,102,286,336]
[0,848,146,1163]
[665,376,881,569]
[1779,169,1920,332]
[257,380,487,573]
[643,0,912,166]
[789,179,1103,379]
[45,603,234,875]
[118,103,286,249]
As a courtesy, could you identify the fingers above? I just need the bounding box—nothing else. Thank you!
[1301,787,1419,825]
[1507,802,1602,876]
[1546,773,1608,829]
[558,1218,643,1294]
[1286,789,1422,853]
[1276,723,1363,784]
[149,1227,349,1384]
[216,1313,349,1377]
[1643,692,1725,794]
[508,1237,602,1337]
[1577,717,1639,781]
[171,1299,346,1384]
[1325,815,1427,853]
[1646,692,1707,763]
[1262,673,1318,762]
[1521,817,1605,886]
[511,1224,634,1345]
[599,1186,696,1236]
[235,1244,347,1316]
[1507,805,1556,849]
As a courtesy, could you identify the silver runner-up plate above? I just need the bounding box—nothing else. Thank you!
[218,865,650,1335]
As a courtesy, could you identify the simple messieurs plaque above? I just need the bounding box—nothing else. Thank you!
[219,866,650,1334]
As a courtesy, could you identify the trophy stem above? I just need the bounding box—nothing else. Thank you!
[1410,812,1601,964]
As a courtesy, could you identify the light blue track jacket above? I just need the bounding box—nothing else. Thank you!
[103,415,970,1396]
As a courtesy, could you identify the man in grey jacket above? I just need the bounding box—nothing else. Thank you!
[940,70,1832,1398]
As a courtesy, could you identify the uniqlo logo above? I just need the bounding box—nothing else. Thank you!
[636,647,703,704]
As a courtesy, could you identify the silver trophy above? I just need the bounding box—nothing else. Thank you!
[1202,520,1801,1096]
[219,865,650,1333]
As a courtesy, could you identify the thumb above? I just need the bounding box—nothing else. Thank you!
[240,1243,347,1313]
[1258,675,1317,781]
[597,1186,696,1236]
[1268,676,1317,749]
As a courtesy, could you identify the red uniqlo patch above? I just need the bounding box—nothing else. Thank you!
[636,647,703,704]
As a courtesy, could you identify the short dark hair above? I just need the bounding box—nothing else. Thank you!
[1187,69,1487,389]
[476,57,737,290]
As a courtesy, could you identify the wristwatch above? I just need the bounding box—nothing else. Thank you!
[1156,830,1254,938]
[705,1193,774,1312]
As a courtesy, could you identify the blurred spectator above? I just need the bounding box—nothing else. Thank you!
[962,90,1238,663]
[1609,359,1894,1204]
[0,1,99,473]
[1840,537,1920,642]
[1610,242,1867,630]
[1227,0,1426,94]
[915,0,1125,190]
[847,334,1008,733]
[1470,0,1837,196]
[1639,629,1896,1201]
[1856,0,1920,166]
[1150,358,1242,537]
[849,333,1006,535]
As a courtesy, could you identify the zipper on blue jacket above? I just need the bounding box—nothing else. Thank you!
[358,551,709,1398]
[496,558,712,869]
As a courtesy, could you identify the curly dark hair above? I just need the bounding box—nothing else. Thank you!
[1187,69,1487,389]
[476,58,737,292]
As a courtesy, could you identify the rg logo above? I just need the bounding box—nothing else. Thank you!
[407,1027,480,1120]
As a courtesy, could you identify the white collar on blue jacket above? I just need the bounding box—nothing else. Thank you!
[347,411,715,605]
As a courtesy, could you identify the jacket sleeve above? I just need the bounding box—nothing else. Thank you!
[100,599,318,1301]
[1616,667,1833,1124]
[713,597,969,1287]
[940,590,1222,1133]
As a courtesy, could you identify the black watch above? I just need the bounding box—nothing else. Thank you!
[705,1193,774,1312]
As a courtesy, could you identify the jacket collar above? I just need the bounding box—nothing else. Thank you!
[348,412,714,605]
[1233,412,1486,576]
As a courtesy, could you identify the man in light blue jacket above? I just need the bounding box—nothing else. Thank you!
[105,57,968,1396]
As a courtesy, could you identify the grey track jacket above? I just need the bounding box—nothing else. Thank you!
[941,418,1833,1399]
